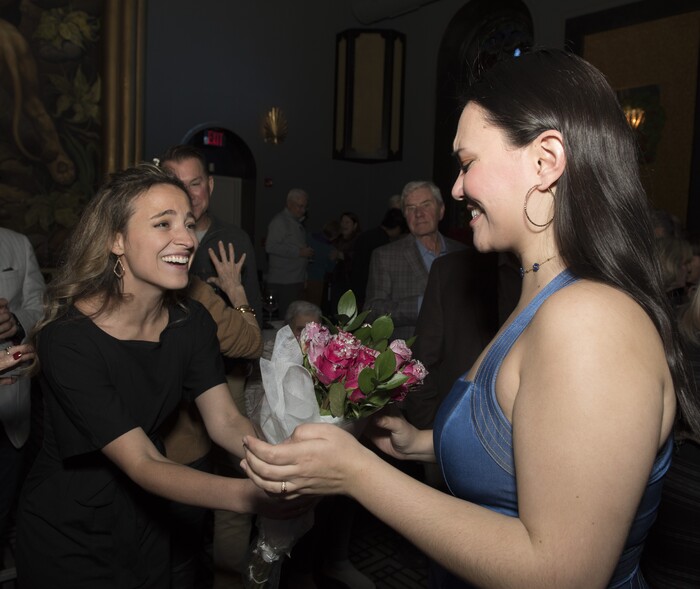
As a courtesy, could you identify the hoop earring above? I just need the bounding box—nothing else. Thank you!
[524,186,555,228]
[113,256,125,279]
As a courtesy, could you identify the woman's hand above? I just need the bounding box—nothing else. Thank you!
[0,344,35,385]
[244,478,318,520]
[241,423,371,498]
[366,412,435,462]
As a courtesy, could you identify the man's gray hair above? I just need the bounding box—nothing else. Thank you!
[285,300,322,324]
[287,188,308,203]
[400,180,443,211]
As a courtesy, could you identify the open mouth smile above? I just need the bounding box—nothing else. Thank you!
[469,204,483,221]
[161,255,190,265]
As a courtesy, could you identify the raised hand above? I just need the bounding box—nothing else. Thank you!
[206,240,246,297]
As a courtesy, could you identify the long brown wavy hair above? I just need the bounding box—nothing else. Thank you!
[31,164,190,352]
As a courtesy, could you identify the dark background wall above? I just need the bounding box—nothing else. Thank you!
[142,0,643,271]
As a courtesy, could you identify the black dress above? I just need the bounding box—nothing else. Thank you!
[16,301,226,588]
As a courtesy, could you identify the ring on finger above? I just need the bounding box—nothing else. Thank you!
[281,480,287,494]
[4,347,11,356]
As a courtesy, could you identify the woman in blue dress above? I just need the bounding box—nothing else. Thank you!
[240,49,698,588]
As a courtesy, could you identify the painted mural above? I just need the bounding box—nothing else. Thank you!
[0,0,101,267]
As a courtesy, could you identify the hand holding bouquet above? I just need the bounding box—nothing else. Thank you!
[245,291,426,588]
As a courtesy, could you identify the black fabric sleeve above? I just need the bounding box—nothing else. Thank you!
[180,300,227,402]
[39,319,139,458]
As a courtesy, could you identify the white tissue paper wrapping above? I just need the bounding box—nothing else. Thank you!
[258,325,342,443]
[246,325,341,588]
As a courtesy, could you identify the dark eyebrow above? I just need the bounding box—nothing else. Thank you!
[149,210,196,223]
[150,209,177,219]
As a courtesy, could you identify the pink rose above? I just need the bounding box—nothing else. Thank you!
[344,345,379,390]
[391,384,409,402]
[400,360,428,386]
[310,330,361,386]
[300,322,330,365]
[349,388,367,403]
[389,339,412,367]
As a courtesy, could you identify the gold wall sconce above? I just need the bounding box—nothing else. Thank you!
[624,106,646,130]
[262,107,288,144]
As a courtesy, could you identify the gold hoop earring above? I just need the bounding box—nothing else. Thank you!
[113,256,125,279]
[524,186,555,228]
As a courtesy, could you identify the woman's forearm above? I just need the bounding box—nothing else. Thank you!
[344,447,551,588]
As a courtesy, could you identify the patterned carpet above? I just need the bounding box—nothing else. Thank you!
[348,508,429,589]
[1,508,430,589]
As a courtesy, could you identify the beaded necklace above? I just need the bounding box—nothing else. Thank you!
[519,255,556,278]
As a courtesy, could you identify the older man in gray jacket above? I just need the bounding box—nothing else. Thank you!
[364,181,465,340]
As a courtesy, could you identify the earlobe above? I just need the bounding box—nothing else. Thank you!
[534,130,566,189]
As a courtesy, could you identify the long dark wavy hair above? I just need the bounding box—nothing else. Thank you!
[463,48,698,439]
[33,164,190,338]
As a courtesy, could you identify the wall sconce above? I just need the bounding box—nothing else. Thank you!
[624,106,645,130]
[262,107,288,144]
[333,29,405,162]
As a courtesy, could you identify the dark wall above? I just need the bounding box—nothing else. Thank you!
[144,0,635,270]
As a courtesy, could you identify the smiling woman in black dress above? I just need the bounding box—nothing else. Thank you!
[16,164,297,588]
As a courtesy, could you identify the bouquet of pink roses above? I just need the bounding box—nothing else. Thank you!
[300,290,427,420]
[244,291,426,588]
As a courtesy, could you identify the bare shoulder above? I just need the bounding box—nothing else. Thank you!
[516,277,672,413]
[530,279,663,351]
[511,278,674,466]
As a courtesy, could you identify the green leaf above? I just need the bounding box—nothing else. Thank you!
[375,349,397,381]
[58,21,83,47]
[373,339,388,353]
[353,325,371,343]
[345,309,370,332]
[336,314,351,328]
[328,382,348,418]
[404,336,416,348]
[358,367,377,394]
[366,390,391,408]
[337,290,357,320]
[34,18,58,42]
[55,95,72,118]
[370,315,394,342]
[378,373,409,390]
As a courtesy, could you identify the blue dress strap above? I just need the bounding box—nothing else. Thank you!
[471,269,579,476]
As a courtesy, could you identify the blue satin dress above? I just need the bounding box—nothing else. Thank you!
[433,270,672,588]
